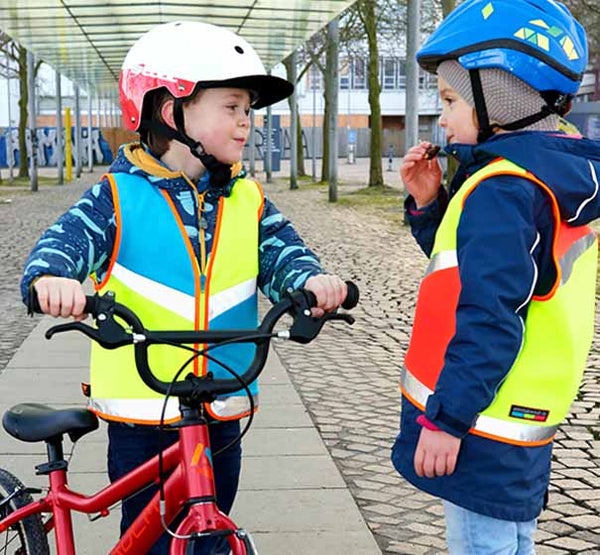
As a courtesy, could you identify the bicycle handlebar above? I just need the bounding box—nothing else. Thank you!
[29,282,359,400]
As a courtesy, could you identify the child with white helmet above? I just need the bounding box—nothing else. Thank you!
[394,0,600,552]
[22,21,348,553]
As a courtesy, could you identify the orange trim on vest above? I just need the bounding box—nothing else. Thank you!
[200,198,224,377]
[160,189,202,331]
[470,427,553,447]
[401,385,553,446]
[95,174,122,291]
[461,165,562,301]
[88,407,180,426]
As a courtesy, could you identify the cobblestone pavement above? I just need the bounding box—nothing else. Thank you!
[2,160,600,554]
[0,169,107,371]
[261,168,600,555]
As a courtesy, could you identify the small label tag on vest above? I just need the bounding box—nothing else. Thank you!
[509,405,549,422]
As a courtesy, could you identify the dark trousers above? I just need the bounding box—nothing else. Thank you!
[107,419,242,554]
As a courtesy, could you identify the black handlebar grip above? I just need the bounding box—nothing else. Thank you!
[28,287,97,316]
[342,281,359,310]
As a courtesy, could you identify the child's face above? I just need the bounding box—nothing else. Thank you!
[184,87,252,165]
[438,76,479,145]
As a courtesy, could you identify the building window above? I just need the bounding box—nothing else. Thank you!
[309,65,322,90]
[353,58,367,89]
[383,58,396,90]
[340,58,351,90]
[398,59,407,88]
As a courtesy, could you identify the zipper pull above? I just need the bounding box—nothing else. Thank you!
[199,216,208,230]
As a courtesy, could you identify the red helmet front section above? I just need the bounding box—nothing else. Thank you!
[119,64,197,132]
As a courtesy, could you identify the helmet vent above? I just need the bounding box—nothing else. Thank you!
[235,46,244,54]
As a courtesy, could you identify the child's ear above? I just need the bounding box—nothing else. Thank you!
[160,99,176,128]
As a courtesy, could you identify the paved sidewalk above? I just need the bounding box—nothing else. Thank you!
[0,316,380,554]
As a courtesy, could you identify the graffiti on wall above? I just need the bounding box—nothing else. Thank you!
[0,127,113,168]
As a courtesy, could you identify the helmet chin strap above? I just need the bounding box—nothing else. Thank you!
[468,69,571,144]
[172,98,234,187]
[141,99,234,187]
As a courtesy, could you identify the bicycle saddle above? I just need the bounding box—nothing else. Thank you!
[3,403,99,443]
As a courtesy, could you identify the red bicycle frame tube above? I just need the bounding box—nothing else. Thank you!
[0,422,246,554]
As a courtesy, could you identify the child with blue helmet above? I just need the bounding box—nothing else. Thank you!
[393,1,600,552]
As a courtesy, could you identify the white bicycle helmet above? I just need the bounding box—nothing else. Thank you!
[119,21,293,182]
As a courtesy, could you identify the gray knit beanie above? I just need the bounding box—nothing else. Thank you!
[437,60,558,133]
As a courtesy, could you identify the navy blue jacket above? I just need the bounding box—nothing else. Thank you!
[392,132,600,521]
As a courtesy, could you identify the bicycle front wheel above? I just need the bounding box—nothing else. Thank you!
[0,468,49,554]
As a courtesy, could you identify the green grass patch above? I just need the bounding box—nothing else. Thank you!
[0,175,62,187]
[337,185,404,224]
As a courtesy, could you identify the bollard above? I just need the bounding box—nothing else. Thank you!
[387,144,394,172]
[347,143,355,164]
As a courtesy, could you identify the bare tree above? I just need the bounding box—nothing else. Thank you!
[0,33,42,178]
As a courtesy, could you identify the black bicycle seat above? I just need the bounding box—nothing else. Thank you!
[3,403,99,443]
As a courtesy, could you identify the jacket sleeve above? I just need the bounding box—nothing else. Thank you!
[424,174,556,437]
[257,196,323,303]
[404,186,448,257]
[20,177,117,303]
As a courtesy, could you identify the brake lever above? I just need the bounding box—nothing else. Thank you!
[288,310,355,344]
[45,311,133,349]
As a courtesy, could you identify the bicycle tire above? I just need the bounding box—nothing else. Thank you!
[0,468,49,555]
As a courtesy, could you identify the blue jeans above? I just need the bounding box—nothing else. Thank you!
[107,419,242,554]
[444,501,537,555]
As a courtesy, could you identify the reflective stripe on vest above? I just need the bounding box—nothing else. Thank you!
[403,158,598,446]
[90,172,263,424]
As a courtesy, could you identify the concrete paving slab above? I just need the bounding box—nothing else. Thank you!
[0,317,381,554]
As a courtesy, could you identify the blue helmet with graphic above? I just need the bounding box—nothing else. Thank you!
[418,0,587,141]
[418,0,587,94]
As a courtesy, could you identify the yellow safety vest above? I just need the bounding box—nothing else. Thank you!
[89,171,264,424]
[403,158,597,446]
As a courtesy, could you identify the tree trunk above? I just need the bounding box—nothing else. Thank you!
[282,55,307,178]
[296,112,306,177]
[18,46,28,178]
[364,0,383,187]
[321,74,331,182]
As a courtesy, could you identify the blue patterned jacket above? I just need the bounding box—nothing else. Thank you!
[21,143,323,303]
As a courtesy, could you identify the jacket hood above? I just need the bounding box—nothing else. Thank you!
[448,132,600,226]
[108,142,245,197]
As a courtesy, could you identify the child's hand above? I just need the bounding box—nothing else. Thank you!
[33,276,88,320]
[414,427,461,478]
[304,275,347,318]
[400,141,443,209]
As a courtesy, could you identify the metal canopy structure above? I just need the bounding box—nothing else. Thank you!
[0,0,356,95]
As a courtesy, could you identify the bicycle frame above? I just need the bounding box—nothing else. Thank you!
[0,421,248,554]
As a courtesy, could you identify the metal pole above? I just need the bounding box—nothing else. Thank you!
[327,18,339,202]
[65,107,72,181]
[290,50,298,190]
[75,84,82,178]
[6,53,13,185]
[55,70,63,184]
[96,95,101,128]
[266,104,272,184]
[405,0,421,152]
[87,91,93,172]
[312,71,316,181]
[249,109,256,177]
[27,50,38,192]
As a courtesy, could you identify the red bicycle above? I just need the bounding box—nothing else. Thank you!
[0,283,358,554]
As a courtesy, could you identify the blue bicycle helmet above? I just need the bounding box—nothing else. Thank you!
[417,0,588,141]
